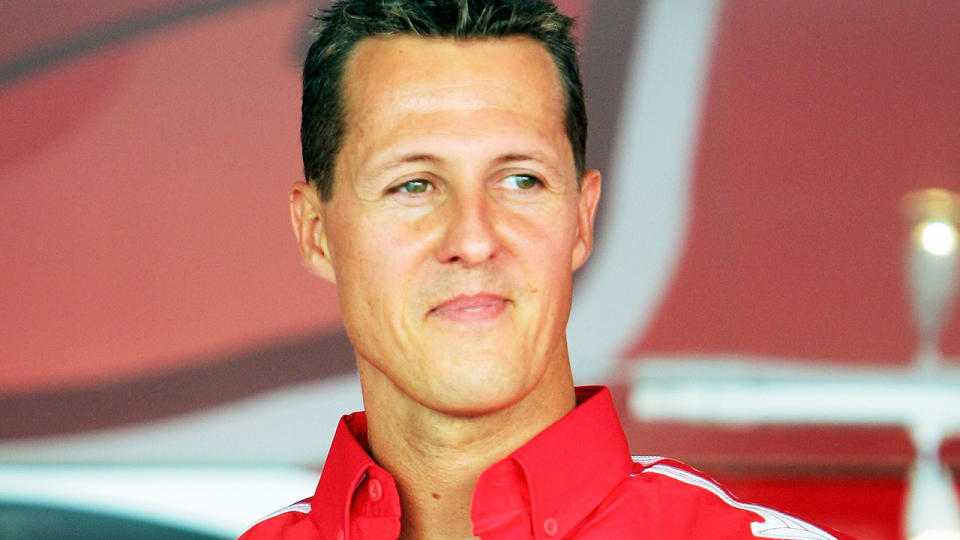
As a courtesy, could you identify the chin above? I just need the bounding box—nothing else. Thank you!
[427,394,523,418]
[421,365,535,418]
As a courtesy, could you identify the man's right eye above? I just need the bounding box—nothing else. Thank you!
[392,179,433,194]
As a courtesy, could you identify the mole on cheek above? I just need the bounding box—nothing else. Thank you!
[431,492,440,499]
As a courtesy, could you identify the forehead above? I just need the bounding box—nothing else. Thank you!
[343,34,563,102]
[339,34,567,150]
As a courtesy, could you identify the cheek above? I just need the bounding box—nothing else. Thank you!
[507,213,578,321]
[514,206,579,269]
[330,216,426,315]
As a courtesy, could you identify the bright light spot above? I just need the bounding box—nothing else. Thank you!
[912,529,960,540]
[920,221,958,256]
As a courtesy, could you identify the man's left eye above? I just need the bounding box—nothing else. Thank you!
[503,174,541,190]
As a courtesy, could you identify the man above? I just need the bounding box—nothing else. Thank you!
[242,1,853,538]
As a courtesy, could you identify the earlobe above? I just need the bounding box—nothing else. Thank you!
[290,181,337,283]
[571,170,602,271]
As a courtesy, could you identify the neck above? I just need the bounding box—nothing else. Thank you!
[357,356,576,540]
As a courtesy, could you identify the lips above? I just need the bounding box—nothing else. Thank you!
[429,293,509,322]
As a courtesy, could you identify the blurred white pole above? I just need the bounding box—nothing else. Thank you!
[568,0,720,383]
[903,190,960,539]
[905,447,960,539]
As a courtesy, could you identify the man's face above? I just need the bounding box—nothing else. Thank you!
[294,35,600,416]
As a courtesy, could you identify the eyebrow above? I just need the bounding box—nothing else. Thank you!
[493,153,539,165]
[493,152,564,180]
[368,153,445,178]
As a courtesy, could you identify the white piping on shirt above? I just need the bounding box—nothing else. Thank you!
[641,463,837,540]
[247,501,311,529]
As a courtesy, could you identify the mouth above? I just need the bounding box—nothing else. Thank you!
[429,293,510,323]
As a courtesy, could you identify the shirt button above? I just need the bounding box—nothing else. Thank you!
[367,478,383,502]
[543,517,558,536]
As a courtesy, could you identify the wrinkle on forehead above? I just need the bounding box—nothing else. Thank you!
[343,35,565,127]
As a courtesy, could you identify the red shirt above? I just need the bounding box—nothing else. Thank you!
[239,386,853,539]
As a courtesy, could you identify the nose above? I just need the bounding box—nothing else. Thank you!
[435,190,501,266]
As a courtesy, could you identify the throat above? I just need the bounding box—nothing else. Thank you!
[368,412,526,540]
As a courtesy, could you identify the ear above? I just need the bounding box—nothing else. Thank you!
[571,169,602,271]
[290,181,337,283]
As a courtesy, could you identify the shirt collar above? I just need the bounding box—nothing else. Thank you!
[312,386,630,540]
[310,412,402,540]
[472,386,632,539]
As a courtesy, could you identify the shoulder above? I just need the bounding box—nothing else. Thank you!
[594,456,854,539]
[237,499,316,540]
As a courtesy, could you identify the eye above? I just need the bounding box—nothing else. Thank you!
[390,179,434,195]
[502,174,542,190]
